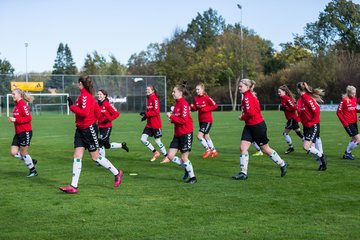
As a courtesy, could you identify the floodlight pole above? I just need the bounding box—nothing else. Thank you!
[25,43,29,82]
[237,4,244,80]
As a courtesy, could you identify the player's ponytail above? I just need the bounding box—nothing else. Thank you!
[13,88,34,103]
[148,85,158,98]
[240,78,256,95]
[297,82,324,103]
[175,81,190,97]
[279,85,296,102]
[79,76,95,96]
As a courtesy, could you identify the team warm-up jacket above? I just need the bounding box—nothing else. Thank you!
[280,95,300,122]
[169,97,193,137]
[70,88,99,129]
[240,90,264,126]
[13,99,32,134]
[297,93,320,128]
[145,93,162,129]
[191,95,218,123]
[336,96,360,127]
[98,99,120,128]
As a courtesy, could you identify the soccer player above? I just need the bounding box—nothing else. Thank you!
[336,85,360,160]
[59,76,123,194]
[190,83,218,158]
[97,89,129,157]
[165,82,197,184]
[278,85,304,154]
[232,79,288,180]
[140,85,169,162]
[296,82,327,171]
[8,88,38,177]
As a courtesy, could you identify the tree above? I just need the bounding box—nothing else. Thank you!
[52,43,65,74]
[64,44,77,74]
[0,58,15,74]
[81,51,126,75]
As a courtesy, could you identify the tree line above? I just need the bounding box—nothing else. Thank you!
[1,0,359,106]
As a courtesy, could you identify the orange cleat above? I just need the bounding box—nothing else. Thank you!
[202,149,212,159]
[150,151,160,162]
[160,156,171,164]
[211,151,218,158]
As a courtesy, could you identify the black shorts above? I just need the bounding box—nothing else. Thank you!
[344,123,358,137]
[74,124,99,152]
[99,127,112,148]
[199,122,212,134]
[169,133,193,153]
[303,123,320,143]
[285,119,300,130]
[241,121,269,146]
[12,131,32,147]
[142,127,162,139]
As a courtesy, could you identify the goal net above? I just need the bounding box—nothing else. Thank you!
[6,93,69,117]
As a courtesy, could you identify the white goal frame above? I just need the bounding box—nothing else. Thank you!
[6,93,70,117]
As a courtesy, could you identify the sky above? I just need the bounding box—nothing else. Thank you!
[1,0,357,74]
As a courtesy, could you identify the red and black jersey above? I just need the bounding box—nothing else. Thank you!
[337,96,360,127]
[145,93,162,129]
[280,95,300,122]
[13,99,32,134]
[297,93,320,128]
[70,88,99,129]
[169,97,193,137]
[191,95,218,123]
[98,99,120,128]
[240,90,264,126]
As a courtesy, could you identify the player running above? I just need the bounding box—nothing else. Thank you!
[190,83,218,158]
[232,79,288,180]
[8,88,38,177]
[59,76,123,194]
[140,85,169,162]
[278,85,304,154]
[336,85,360,160]
[97,89,129,157]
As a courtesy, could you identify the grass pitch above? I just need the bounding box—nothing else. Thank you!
[0,111,359,239]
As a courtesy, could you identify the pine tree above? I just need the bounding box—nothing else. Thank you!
[52,43,65,74]
[64,44,77,74]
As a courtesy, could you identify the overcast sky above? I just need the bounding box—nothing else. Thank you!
[1,0,354,74]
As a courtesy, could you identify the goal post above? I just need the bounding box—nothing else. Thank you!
[6,93,69,117]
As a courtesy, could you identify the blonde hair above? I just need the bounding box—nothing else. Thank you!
[296,82,324,103]
[240,78,256,92]
[13,88,34,103]
[196,83,207,95]
[279,85,296,102]
[342,85,356,98]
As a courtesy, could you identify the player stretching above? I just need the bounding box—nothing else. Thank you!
[8,88,38,177]
[296,82,327,171]
[336,85,360,160]
[166,83,197,184]
[140,85,169,162]
[191,83,218,158]
[59,76,123,194]
[278,85,304,154]
[97,89,129,158]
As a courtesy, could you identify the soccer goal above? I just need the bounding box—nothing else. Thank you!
[6,93,69,117]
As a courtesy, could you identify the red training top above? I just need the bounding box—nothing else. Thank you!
[240,90,264,126]
[297,93,320,128]
[280,94,300,122]
[336,96,360,127]
[169,97,193,137]
[13,99,32,134]
[70,88,99,129]
[145,93,162,129]
[191,95,218,123]
[98,99,120,128]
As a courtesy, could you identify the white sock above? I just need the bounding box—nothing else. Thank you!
[14,152,22,160]
[155,138,167,156]
[22,154,34,169]
[111,142,122,148]
[199,138,208,149]
[308,146,322,159]
[240,153,249,175]
[172,156,183,166]
[283,132,293,147]
[253,142,261,151]
[96,156,119,175]
[206,138,215,151]
[346,140,358,153]
[315,138,323,154]
[71,158,82,188]
[99,146,106,157]
[268,150,285,167]
[182,160,195,178]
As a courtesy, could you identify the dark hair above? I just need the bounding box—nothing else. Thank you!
[148,85,158,98]
[98,89,108,100]
[174,81,190,97]
[296,82,324,103]
[79,76,95,95]
[279,85,296,101]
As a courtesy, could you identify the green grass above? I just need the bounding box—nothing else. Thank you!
[0,111,359,239]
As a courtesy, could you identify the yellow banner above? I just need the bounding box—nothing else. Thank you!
[11,82,44,92]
